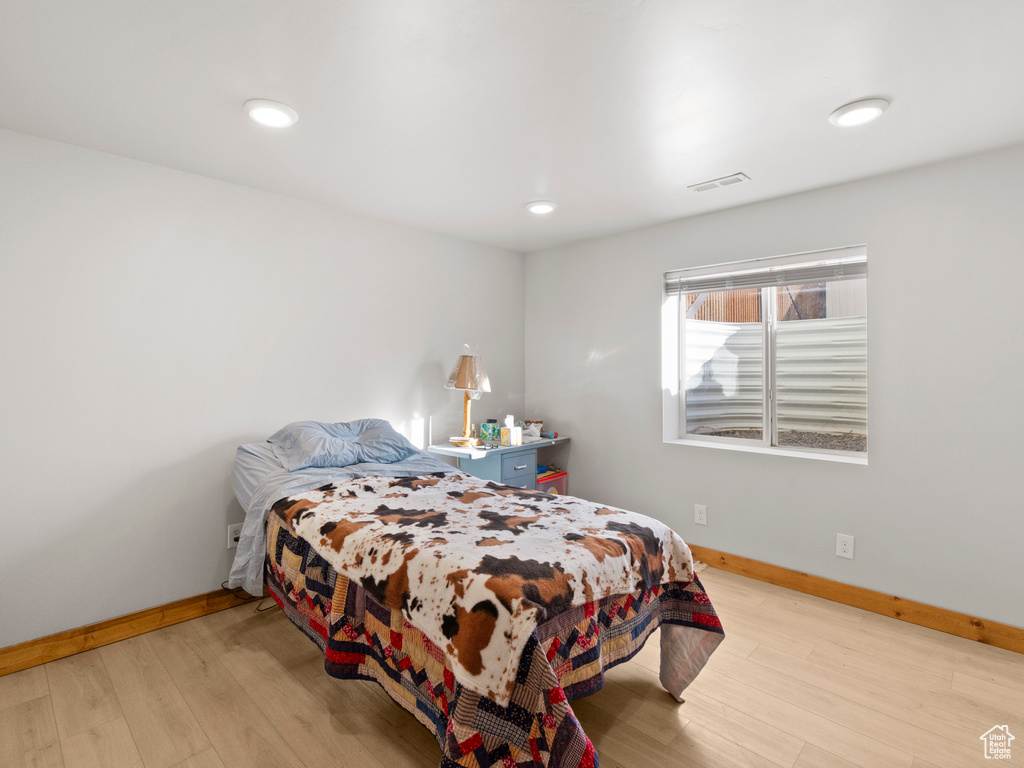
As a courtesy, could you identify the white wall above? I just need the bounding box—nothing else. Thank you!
[525,144,1024,628]
[0,129,525,648]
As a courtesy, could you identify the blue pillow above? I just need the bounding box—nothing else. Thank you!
[268,419,418,471]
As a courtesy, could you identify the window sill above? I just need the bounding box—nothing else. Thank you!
[665,437,868,465]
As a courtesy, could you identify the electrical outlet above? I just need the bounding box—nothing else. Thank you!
[836,533,855,559]
[227,523,243,549]
[694,504,708,526]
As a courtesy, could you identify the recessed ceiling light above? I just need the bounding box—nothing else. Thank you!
[244,99,298,128]
[526,200,557,215]
[829,98,889,127]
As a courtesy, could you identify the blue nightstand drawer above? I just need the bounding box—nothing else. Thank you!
[502,470,536,490]
[501,450,536,478]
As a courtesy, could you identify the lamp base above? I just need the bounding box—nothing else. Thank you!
[449,436,481,447]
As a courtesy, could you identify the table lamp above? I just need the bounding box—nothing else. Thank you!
[445,348,490,446]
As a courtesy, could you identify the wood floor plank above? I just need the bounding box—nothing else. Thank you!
[288,658,441,768]
[793,743,862,768]
[686,667,914,768]
[187,604,272,658]
[289,658,409,730]
[951,669,1024,711]
[776,602,1008,691]
[712,630,761,659]
[168,749,226,768]
[45,649,123,739]
[822,616,1000,685]
[248,612,322,669]
[723,594,931,674]
[0,665,50,710]
[146,623,304,768]
[670,720,785,768]
[218,642,387,768]
[572,698,706,768]
[708,646,982,768]
[948,650,1024,688]
[701,569,800,605]
[60,717,144,768]
[709,570,867,631]
[99,635,211,768]
[0,695,61,768]
[584,674,690,746]
[799,633,953,701]
[746,644,995,743]
[743,595,865,640]
[624,678,805,768]
[806,639,954,693]
[603,649,677,699]
[921,687,1024,740]
[19,742,64,768]
[708,610,817,660]
[693,574,769,613]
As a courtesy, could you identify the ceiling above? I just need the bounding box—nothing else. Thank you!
[3,1,1024,252]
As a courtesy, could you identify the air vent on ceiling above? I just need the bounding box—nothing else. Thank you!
[688,172,750,192]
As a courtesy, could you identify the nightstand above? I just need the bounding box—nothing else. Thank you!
[427,437,570,490]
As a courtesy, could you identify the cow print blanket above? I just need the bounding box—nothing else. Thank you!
[271,471,696,705]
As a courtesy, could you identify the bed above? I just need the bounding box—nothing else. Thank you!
[228,420,723,768]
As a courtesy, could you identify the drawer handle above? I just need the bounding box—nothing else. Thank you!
[513,464,528,471]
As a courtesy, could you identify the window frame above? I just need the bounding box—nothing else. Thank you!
[662,246,868,464]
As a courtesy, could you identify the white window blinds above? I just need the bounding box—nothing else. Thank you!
[665,245,867,294]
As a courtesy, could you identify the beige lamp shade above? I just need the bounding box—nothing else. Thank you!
[444,354,491,392]
[445,351,490,442]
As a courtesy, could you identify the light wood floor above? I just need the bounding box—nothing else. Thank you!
[2,567,1022,768]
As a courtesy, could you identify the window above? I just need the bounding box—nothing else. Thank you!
[662,246,867,459]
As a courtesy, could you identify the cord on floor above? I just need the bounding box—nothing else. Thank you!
[220,582,280,614]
